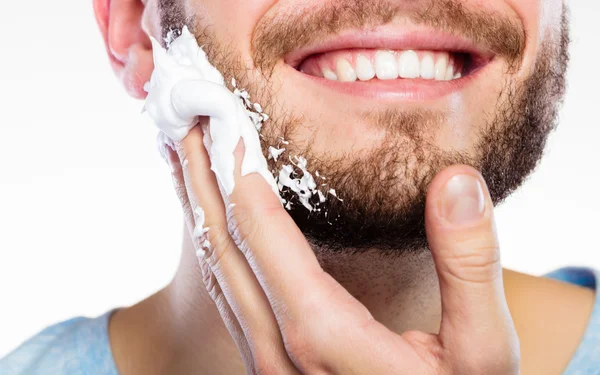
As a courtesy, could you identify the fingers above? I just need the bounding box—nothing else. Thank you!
[201,260,256,368]
[160,136,255,366]
[424,165,519,368]
[172,79,339,326]
[169,127,299,374]
[228,141,342,324]
[225,142,387,374]
[174,123,374,373]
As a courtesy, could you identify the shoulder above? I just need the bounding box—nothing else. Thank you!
[546,267,600,374]
[504,268,598,374]
[0,312,118,375]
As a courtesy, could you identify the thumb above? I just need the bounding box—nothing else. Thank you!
[425,165,518,365]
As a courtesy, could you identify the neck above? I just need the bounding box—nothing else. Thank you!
[109,225,597,375]
[110,228,443,374]
[316,248,442,334]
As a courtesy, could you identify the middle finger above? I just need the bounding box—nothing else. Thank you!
[175,124,298,374]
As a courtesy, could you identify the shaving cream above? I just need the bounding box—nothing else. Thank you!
[145,26,279,198]
[146,27,341,215]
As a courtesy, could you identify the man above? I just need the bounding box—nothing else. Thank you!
[1,0,598,374]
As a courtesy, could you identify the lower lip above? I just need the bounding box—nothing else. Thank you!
[291,66,484,102]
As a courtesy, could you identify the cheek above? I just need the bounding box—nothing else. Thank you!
[504,0,563,79]
[431,73,510,153]
[189,0,277,57]
[505,0,562,35]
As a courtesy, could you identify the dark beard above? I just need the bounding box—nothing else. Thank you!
[287,21,569,254]
[159,4,569,255]
[270,11,569,254]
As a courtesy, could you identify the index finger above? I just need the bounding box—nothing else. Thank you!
[228,141,338,319]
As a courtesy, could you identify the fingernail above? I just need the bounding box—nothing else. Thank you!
[439,174,485,225]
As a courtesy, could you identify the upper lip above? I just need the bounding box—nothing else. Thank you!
[284,26,495,70]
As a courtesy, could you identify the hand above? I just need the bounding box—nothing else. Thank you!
[160,124,520,375]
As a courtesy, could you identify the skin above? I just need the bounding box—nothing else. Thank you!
[93,0,596,373]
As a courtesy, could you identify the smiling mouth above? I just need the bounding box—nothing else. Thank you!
[283,28,495,100]
[299,49,475,82]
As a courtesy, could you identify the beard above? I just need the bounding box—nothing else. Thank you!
[159,1,570,255]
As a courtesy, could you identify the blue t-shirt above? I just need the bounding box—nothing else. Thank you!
[2,267,599,374]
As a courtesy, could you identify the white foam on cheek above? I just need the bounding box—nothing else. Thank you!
[146,27,343,215]
[277,156,319,211]
[144,26,279,199]
[268,146,286,162]
[329,189,340,199]
[318,190,326,203]
[273,150,343,214]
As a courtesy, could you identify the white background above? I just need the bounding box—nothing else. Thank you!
[0,1,598,358]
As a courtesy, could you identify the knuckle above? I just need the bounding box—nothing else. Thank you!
[176,184,191,211]
[174,143,190,164]
[230,204,260,236]
[170,166,189,204]
[281,316,332,373]
[252,361,274,375]
[448,341,520,375]
[457,356,519,375]
[203,269,221,303]
[479,343,520,375]
[402,330,444,369]
[238,203,287,231]
[251,351,284,375]
[276,285,346,374]
[204,223,236,267]
[231,204,287,254]
[226,211,247,251]
[281,325,317,371]
[442,244,502,284]
[174,186,193,228]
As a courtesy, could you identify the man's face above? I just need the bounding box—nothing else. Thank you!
[148,0,568,253]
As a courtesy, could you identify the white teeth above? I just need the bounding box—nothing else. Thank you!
[322,67,338,81]
[375,51,398,80]
[420,52,435,80]
[444,59,455,81]
[355,55,375,81]
[434,53,449,81]
[336,58,357,82]
[318,50,462,82]
[398,50,420,79]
